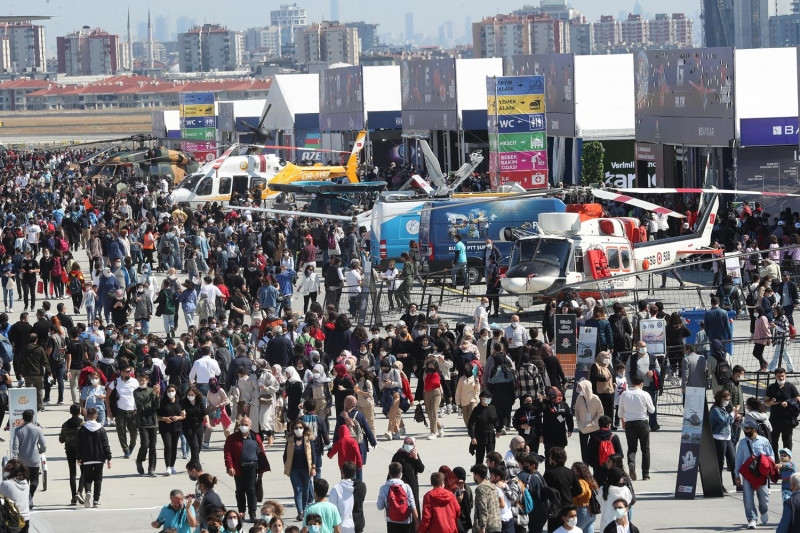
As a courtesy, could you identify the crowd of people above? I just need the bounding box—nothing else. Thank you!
[3,145,800,533]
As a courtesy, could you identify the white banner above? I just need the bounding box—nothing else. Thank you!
[577,326,598,372]
[639,318,666,356]
[8,388,37,457]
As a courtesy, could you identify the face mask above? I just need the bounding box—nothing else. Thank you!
[187,395,196,402]
[617,372,624,378]
[486,244,492,249]
[137,288,144,294]
[603,358,611,366]
[638,347,646,354]
[359,349,367,355]
[309,526,321,533]
[567,517,578,528]
[483,398,492,405]
[294,428,304,437]
[483,303,489,308]
[227,519,238,530]
[511,322,519,328]
[138,383,147,389]
[722,400,729,407]
[261,514,272,522]
[167,391,176,399]
[481,335,489,341]
[614,508,627,519]
[778,379,787,386]
[380,350,387,357]
[186,343,194,349]
[240,425,250,434]
[91,379,99,385]
[312,372,321,379]
[373,334,380,340]
[524,403,533,411]
[402,444,414,453]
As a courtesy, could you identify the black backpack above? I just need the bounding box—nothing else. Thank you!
[533,472,562,519]
[610,315,632,353]
[713,352,732,386]
[746,285,758,307]
[720,286,734,310]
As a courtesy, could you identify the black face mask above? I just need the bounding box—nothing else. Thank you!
[524,403,534,411]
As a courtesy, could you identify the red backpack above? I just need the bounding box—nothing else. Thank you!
[598,437,615,466]
[387,483,410,522]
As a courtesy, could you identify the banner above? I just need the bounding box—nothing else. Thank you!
[180,92,217,162]
[8,388,37,457]
[724,253,742,285]
[639,318,666,356]
[572,326,598,409]
[555,314,577,368]
[675,385,704,498]
[401,58,458,131]
[487,75,548,190]
[509,53,576,137]
[319,65,365,131]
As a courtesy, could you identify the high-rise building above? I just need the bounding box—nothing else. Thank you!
[593,15,622,47]
[769,13,800,46]
[295,21,360,66]
[57,28,120,76]
[344,21,379,50]
[649,13,676,44]
[176,16,194,35]
[621,13,648,44]
[472,14,568,59]
[0,22,47,73]
[672,13,694,46]
[734,0,769,47]
[154,15,169,42]
[270,3,308,52]
[529,15,569,53]
[405,13,414,41]
[178,24,244,72]
[330,0,339,22]
[245,26,281,55]
[703,0,735,46]
[569,20,594,54]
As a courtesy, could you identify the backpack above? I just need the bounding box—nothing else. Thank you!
[51,257,62,276]
[755,419,773,442]
[69,275,83,295]
[386,483,410,522]
[0,335,12,365]
[713,352,732,386]
[746,285,758,307]
[720,286,734,310]
[538,475,563,519]
[301,413,319,441]
[489,364,514,385]
[610,315,632,353]
[598,438,615,467]
[349,418,364,443]
[513,478,535,515]
[0,494,26,533]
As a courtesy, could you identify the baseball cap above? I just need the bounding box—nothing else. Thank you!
[396,320,406,328]
[743,419,758,430]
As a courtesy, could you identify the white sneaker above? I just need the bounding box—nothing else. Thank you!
[84,492,92,508]
[761,511,769,525]
[165,467,171,476]
[437,427,444,438]
[384,432,392,441]
[170,467,177,475]
[747,519,757,529]
[427,433,437,440]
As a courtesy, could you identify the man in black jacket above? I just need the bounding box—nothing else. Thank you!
[265,326,294,368]
[774,271,800,326]
[76,407,112,508]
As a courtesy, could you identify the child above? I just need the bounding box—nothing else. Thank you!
[613,363,627,430]
[304,513,323,533]
[695,321,710,356]
[779,448,796,501]
[284,526,300,533]
[80,371,107,425]
[83,283,97,324]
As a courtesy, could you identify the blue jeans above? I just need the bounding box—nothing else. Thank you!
[86,306,95,325]
[162,314,175,334]
[742,478,769,522]
[577,506,595,533]
[452,262,468,288]
[2,284,12,309]
[139,319,150,335]
[289,468,312,515]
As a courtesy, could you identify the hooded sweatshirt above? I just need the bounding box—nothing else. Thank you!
[0,478,30,521]
[419,486,460,533]
[574,379,605,434]
[76,419,112,464]
[329,477,367,533]
[327,425,363,470]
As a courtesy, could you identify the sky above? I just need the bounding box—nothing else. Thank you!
[5,0,791,54]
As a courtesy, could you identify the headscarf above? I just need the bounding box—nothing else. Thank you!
[577,378,595,401]
[284,366,302,384]
[208,377,220,393]
[582,297,597,321]
[271,364,285,384]
[540,343,553,359]
[344,395,358,412]
[334,363,349,378]
[312,363,330,383]
[710,339,726,361]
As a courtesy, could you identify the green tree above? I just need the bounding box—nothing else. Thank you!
[581,141,605,186]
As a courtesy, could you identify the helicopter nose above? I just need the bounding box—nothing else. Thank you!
[500,275,558,295]
[172,189,190,202]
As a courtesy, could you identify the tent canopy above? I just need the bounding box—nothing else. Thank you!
[261,74,320,131]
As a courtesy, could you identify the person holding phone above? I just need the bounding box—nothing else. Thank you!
[151,488,197,532]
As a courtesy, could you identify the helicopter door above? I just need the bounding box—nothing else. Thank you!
[218,177,232,196]
[232,175,249,197]
[196,177,213,196]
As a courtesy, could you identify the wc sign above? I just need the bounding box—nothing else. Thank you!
[741,117,799,147]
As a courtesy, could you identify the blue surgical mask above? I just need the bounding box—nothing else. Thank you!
[309,526,321,533]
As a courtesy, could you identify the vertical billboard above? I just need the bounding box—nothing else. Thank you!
[487,75,548,189]
[508,54,576,137]
[401,59,458,131]
[319,66,365,131]
[634,48,735,146]
[180,92,217,163]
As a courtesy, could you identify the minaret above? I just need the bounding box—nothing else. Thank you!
[127,8,132,71]
[148,9,154,69]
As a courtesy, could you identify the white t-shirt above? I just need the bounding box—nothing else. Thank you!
[345,269,362,295]
[553,527,583,533]
[25,224,40,244]
[496,485,513,522]
[108,376,138,411]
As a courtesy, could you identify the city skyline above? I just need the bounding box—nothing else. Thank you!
[7,0,716,53]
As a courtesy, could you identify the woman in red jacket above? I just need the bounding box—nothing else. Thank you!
[419,471,460,533]
[423,356,444,440]
[223,416,270,522]
[327,424,363,474]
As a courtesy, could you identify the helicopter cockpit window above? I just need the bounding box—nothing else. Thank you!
[197,177,213,196]
[607,248,620,270]
[179,173,204,191]
[219,177,232,195]
[512,238,571,274]
[621,249,631,270]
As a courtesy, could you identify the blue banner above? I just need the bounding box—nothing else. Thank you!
[487,75,545,96]
[183,116,217,129]
[740,117,799,147]
[488,114,546,133]
[181,92,215,106]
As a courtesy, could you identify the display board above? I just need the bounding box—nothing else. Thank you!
[319,65,365,131]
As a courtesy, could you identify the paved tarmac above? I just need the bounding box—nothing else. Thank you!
[7,251,783,533]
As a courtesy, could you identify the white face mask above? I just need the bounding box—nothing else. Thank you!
[187,395,196,402]
[167,391,176,399]
[373,334,380,340]
[511,322,519,328]
[90,379,99,385]
[186,343,193,349]
[483,398,492,405]
[138,383,147,389]
[481,335,489,341]
[603,358,611,366]
[227,518,238,530]
[312,372,321,379]
[614,507,627,519]
[240,425,250,434]
[638,347,647,354]
[294,428,304,437]
[722,400,729,407]
[778,379,787,386]
[567,517,578,528]
[262,514,272,522]
[402,444,414,453]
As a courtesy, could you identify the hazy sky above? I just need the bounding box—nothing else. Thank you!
[6,0,791,53]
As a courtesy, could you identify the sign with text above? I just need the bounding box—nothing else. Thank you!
[572,326,598,409]
[639,318,666,356]
[487,75,548,190]
[675,385,705,498]
[555,314,577,367]
[8,388,37,458]
[180,92,217,162]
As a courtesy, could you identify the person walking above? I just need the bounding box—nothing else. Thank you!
[468,391,503,466]
[301,478,343,532]
[544,447,583,533]
[284,419,317,522]
[450,234,469,291]
[455,363,481,428]
[588,351,615,421]
[601,499,639,533]
[470,463,501,533]
[58,403,84,505]
[710,389,738,492]
[329,461,367,533]
[17,333,50,412]
[134,373,161,477]
[574,380,604,465]
[419,471,460,533]
[12,409,46,505]
[391,437,425,517]
[224,416,270,522]
[765,368,800,458]
[75,407,112,508]
[736,418,775,529]
[181,386,207,466]
[377,461,419,533]
[157,383,185,476]
[776,472,800,533]
[617,375,655,481]
[625,341,660,431]
[106,363,139,458]
[422,357,444,440]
